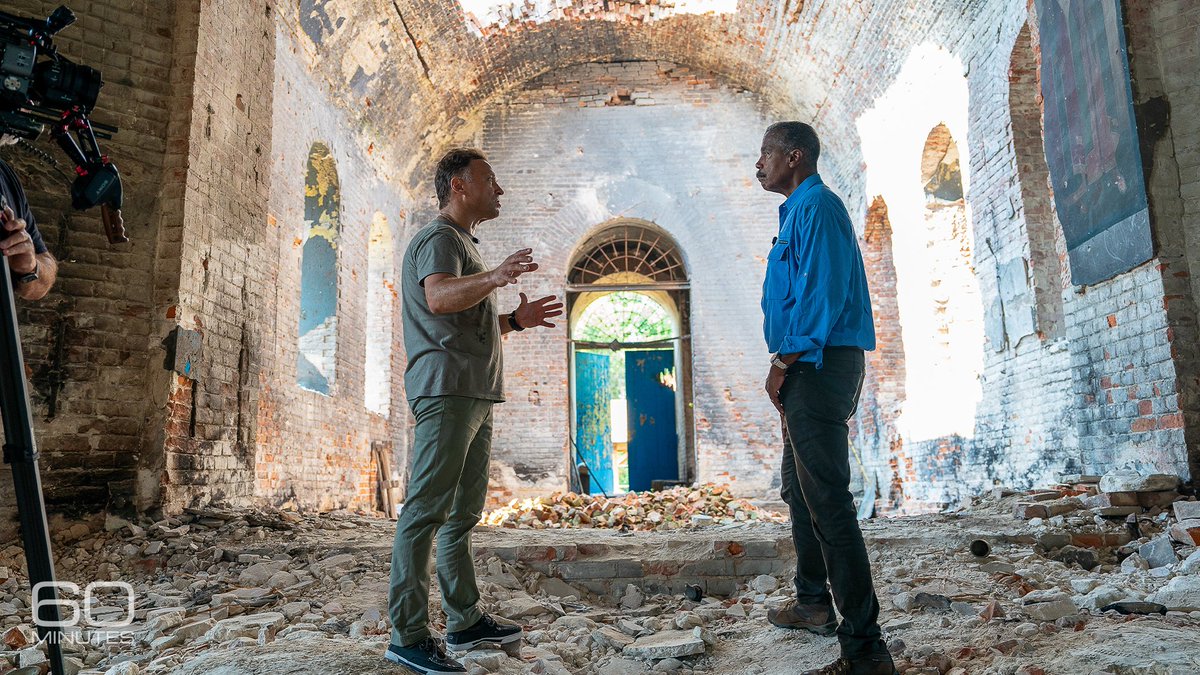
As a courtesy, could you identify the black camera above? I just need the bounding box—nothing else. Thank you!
[0,4,123,231]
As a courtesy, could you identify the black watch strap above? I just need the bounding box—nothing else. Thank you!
[507,311,524,332]
[14,261,38,286]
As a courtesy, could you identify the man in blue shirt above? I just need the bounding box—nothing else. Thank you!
[757,122,895,675]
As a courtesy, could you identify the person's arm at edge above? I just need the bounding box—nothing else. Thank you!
[14,250,56,301]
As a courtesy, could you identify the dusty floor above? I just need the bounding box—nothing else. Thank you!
[1,488,1199,675]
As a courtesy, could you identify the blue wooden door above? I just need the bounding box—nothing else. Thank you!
[626,349,678,492]
[574,351,612,494]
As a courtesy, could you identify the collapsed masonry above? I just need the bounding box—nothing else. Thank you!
[1,470,1199,674]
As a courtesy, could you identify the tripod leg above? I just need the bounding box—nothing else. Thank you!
[0,257,66,675]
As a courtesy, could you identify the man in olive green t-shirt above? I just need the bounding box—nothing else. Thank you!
[385,148,563,674]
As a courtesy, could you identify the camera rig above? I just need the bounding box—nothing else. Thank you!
[1,4,124,241]
[1,7,128,675]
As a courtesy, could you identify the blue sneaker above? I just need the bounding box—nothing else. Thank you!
[446,613,523,652]
[384,637,466,674]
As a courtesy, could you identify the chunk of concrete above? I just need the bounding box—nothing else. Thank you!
[1173,501,1200,521]
[18,647,48,668]
[1099,470,1180,493]
[600,657,653,675]
[1148,576,1200,611]
[1121,553,1150,573]
[498,595,546,620]
[205,612,285,641]
[1021,590,1076,622]
[619,584,645,610]
[538,577,582,599]
[623,630,705,659]
[1073,585,1127,612]
[751,574,779,594]
[173,618,215,640]
[593,625,636,649]
[979,561,1016,575]
[1168,520,1200,546]
[1181,549,1200,575]
[1139,537,1178,569]
[239,561,287,585]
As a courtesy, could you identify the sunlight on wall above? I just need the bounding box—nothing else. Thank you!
[458,0,736,35]
[856,43,985,443]
[364,212,394,416]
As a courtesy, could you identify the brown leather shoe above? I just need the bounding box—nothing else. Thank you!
[801,653,899,675]
[766,600,838,635]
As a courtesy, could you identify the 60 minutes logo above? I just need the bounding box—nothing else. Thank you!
[31,582,136,628]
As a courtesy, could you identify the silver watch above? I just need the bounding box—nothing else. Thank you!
[770,354,789,370]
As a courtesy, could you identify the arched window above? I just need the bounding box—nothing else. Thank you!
[1010,21,1068,339]
[364,212,394,415]
[297,143,340,395]
[568,222,687,285]
[572,292,677,344]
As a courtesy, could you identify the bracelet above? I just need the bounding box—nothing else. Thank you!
[507,311,525,332]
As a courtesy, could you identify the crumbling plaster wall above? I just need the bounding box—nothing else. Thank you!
[154,0,276,513]
[255,22,412,512]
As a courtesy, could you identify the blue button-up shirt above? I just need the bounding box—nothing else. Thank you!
[761,174,875,369]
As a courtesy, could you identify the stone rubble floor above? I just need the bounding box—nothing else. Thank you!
[1,491,1199,675]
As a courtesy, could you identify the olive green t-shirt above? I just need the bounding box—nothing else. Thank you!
[402,216,504,402]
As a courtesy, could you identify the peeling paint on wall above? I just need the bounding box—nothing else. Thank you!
[458,0,738,37]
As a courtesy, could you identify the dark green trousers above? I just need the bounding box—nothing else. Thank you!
[389,395,492,646]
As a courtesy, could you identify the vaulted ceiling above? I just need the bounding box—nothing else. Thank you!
[283,0,838,187]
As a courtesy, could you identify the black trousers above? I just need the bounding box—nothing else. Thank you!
[778,347,886,658]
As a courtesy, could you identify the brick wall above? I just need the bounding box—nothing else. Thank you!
[1124,0,1200,478]
[154,0,276,511]
[258,0,1200,507]
[0,0,184,537]
[454,61,783,504]
[254,22,411,513]
[856,198,907,507]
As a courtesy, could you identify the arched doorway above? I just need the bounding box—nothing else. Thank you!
[567,221,692,495]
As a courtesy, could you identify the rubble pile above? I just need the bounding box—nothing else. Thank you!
[479,484,785,531]
[863,469,1200,674]
[1007,469,1198,575]
[0,506,766,675]
[0,470,1197,674]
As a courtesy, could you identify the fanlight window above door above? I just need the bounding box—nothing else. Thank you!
[569,224,687,285]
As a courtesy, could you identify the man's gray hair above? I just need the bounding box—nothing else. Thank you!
[766,122,820,166]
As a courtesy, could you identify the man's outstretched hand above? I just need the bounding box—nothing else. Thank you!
[514,292,563,329]
[492,248,537,287]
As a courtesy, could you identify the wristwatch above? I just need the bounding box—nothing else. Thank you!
[507,310,524,332]
[13,261,38,286]
[770,353,789,370]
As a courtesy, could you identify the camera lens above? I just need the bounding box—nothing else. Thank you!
[34,60,101,111]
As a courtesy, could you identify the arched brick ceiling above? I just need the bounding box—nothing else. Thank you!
[283,0,830,188]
